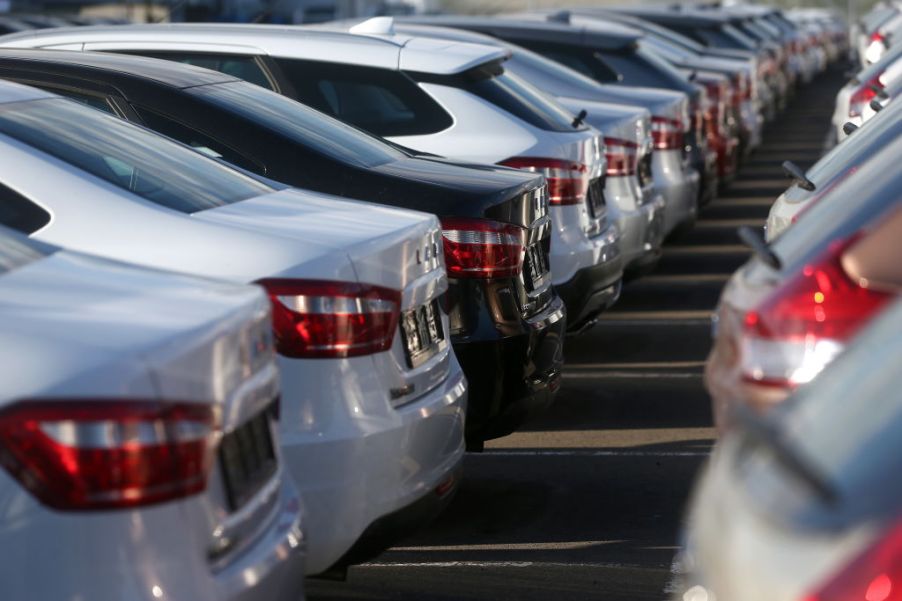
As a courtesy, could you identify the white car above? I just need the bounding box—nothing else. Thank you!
[832,44,902,143]
[676,297,902,601]
[0,20,623,330]
[0,225,305,600]
[0,80,466,576]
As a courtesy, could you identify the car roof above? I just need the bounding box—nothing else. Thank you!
[0,21,509,75]
[397,14,642,51]
[0,77,55,104]
[0,46,237,88]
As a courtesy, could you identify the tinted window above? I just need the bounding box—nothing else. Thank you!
[0,226,53,275]
[597,47,691,90]
[506,46,607,98]
[189,81,405,167]
[693,27,752,50]
[132,105,265,173]
[274,58,453,137]
[516,41,621,82]
[0,183,50,234]
[639,37,694,62]
[132,52,275,90]
[0,98,273,213]
[414,60,585,132]
[44,87,117,115]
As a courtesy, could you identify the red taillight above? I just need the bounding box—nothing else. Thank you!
[651,116,685,150]
[0,400,217,511]
[740,235,894,388]
[803,518,902,601]
[870,31,886,44]
[850,71,886,117]
[258,279,401,359]
[499,157,588,206]
[440,217,525,280]
[604,137,638,176]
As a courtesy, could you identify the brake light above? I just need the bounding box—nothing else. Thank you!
[258,279,400,359]
[870,31,886,44]
[850,71,886,117]
[499,157,588,206]
[440,217,525,279]
[740,235,893,388]
[651,116,685,150]
[803,518,902,601]
[604,137,638,176]
[0,400,217,510]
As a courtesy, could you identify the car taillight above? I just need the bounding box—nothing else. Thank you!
[739,235,894,388]
[803,518,902,601]
[499,157,588,206]
[440,217,526,280]
[651,116,685,150]
[257,279,401,359]
[0,400,217,511]
[604,137,638,176]
[850,71,886,117]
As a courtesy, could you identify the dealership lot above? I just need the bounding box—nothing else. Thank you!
[307,66,847,601]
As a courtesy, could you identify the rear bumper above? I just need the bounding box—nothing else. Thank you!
[278,361,467,574]
[653,150,700,235]
[327,460,464,571]
[454,294,566,443]
[555,242,624,329]
[605,176,665,269]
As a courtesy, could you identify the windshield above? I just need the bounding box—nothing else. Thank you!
[415,60,584,133]
[190,81,407,167]
[0,98,273,214]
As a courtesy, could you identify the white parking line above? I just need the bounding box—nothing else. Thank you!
[474,450,710,458]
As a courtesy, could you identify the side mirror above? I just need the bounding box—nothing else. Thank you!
[781,160,816,191]
[843,122,859,135]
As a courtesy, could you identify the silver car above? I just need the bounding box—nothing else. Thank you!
[0,226,305,601]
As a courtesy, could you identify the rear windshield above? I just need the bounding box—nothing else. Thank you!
[0,98,273,214]
[506,46,608,97]
[0,226,53,275]
[413,60,585,133]
[189,81,406,167]
[598,47,692,91]
[273,58,454,137]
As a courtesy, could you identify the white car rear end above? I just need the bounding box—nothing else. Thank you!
[0,83,466,575]
[0,228,305,601]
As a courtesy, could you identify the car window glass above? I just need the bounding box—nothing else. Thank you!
[40,87,117,115]
[273,58,453,137]
[640,36,693,61]
[517,41,621,82]
[0,182,51,234]
[721,24,758,49]
[506,47,606,96]
[131,52,275,90]
[412,60,582,133]
[598,47,689,89]
[188,81,406,167]
[0,98,273,214]
[131,105,265,173]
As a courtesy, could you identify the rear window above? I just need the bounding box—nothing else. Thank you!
[514,40,621,83]
[414,59,586,133]
[0,226,53,275]
[189,81,406,167]
[0,98,273,214]
[597,47,692,90]
[273,58,453,137]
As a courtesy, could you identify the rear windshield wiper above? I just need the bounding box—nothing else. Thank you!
[733,402,839,506]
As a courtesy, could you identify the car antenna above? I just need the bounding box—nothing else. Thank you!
[870,99,884,112]
[781,160,816,191]
[842,122,859,136]
[572,109,588,128]
[737,226,781,270]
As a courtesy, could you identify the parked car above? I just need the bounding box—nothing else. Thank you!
[677,296,902,601]
[0,47,565,452]
[0,78,468,575]
[381,21,669,273]
[832,44,902,143]
[767,95,902,241]
[531,9,762,159]
[0,22,617,333]
[0,225,306,600]
[705,134,902,433]
[856,3,900,65]
[397,14,716,219]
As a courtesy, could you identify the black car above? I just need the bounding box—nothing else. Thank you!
[0,49,566,449]
[401,15,719,207]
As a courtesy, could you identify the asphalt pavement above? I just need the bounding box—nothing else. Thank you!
[308,65,848,601]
